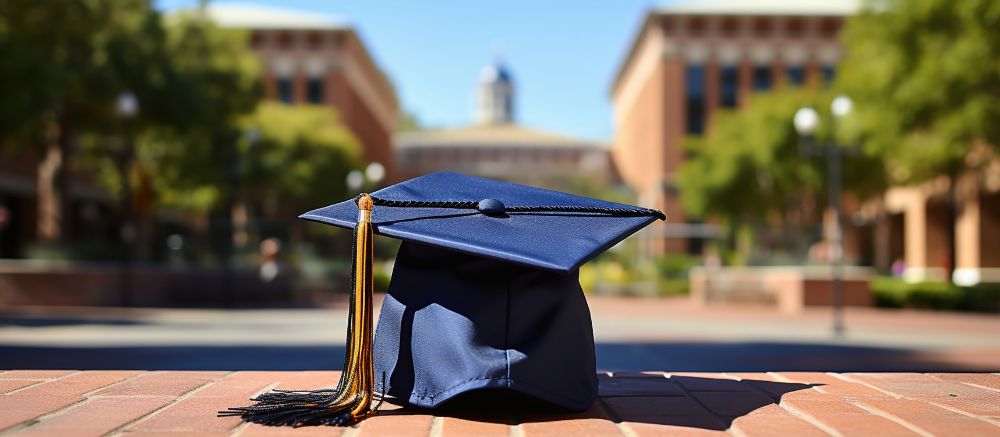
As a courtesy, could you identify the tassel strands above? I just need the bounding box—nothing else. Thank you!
[220,194,378,427]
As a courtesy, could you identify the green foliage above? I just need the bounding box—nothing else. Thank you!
[239,103,362,214]
[656,254,698,279]
[658,279,690,297]
[677,90,887,223]
[579,255,695,297]
[373,270,392,293]
[871,276,1000,312]
[838,0,1000,183]
[0,1,264,213]
[161,10,262,130]
[0,0,165,143]
[396,110,423,133]
[131,10,263,213]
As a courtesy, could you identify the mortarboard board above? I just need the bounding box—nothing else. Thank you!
[223,172,664,426]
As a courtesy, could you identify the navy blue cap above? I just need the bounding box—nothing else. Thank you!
[299,172,663,412]
[299,172,661,273]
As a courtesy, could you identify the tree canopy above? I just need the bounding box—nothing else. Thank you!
[0,0,265,242]
[239,103,362,215]
[838,0,1000,183]
[0,0,366,256]
[677,90,887,224]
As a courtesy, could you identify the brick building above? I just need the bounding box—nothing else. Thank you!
[208,3,398,180]
[611,0,1000,284]
[397,60,615,190]
[611,0,849,255]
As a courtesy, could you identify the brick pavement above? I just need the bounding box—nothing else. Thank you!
[1,371,998,436]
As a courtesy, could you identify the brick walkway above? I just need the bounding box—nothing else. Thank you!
[1,371,999,436]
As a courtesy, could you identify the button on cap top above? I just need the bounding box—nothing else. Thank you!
[477,198,506,216]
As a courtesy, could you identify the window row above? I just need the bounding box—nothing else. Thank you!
[274,78,327,105]
[685,65,837,134]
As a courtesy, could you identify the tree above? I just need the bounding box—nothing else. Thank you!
[116,8,263,214]
[838,0,1000,273]
[0,0,170,242]
[839,0,1000,181]
[677,90,886,262]
[0,1,264,257]
[238,103,362,217]
[140,102,360,218]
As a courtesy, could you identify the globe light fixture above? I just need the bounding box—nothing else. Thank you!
[116,92,139,119]
[793,106,819,136]
[365,162,386,184]
[346,170,364,191]
[830,95,853,119]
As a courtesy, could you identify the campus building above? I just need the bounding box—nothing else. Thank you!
[208,3,398,180]
[612,0,1000,284]
[880,171,1000,284]
[611,0,849,255]
[397,60,615,190]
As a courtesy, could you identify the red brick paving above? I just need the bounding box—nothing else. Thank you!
[0,371,997,436]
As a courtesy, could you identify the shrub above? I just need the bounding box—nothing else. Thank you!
[871,276,1000,312]
[656,254,699,279]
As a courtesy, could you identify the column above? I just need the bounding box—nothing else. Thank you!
[293,70,307,104]
[954,183,981,284]
[903,193,928,279]
[738,58,752,108]
[705,59,719,130]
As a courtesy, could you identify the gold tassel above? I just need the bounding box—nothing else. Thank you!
[220,194,378,426]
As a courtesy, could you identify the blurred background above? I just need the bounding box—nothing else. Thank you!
[0,0,997,372]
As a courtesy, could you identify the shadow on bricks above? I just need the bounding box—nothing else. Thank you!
[367,375,818,432]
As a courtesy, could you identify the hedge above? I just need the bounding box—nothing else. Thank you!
[871,276,1000,313]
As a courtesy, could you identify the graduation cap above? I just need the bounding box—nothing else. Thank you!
[223,172,664,426]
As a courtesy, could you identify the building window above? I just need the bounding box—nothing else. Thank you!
[822,66,836,86]
[687,17,707,37]
[786,18,805,38]
[307,32,324,49]
[752,18,770,38]
[277,31,293,49]
[306,78,324,104]
[250,32,265,49]
[686,65,705,135]
[786,66,805,86]
[720,65,738,107]
[752,66,771,91]
[277,78,293,104]
[819,18,842,39]
[720,17,740,38]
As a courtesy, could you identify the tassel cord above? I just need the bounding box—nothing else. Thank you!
[221,194,378,427]
[356,194,666,221]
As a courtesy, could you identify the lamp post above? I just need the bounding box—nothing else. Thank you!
[794,95,852,337]
[115,91,139,306]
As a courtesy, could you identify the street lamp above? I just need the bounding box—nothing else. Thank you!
[346,170,364,192]
[830,95,853,119]
[116,91,139,306]
[365,162,386,185]
[116,92,139,119]
[794,95,853,337]
[793,107,819,136]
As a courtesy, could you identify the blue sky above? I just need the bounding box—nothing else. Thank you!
[156,0,668,141]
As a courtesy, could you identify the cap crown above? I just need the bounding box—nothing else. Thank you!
[300,172,659,272]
